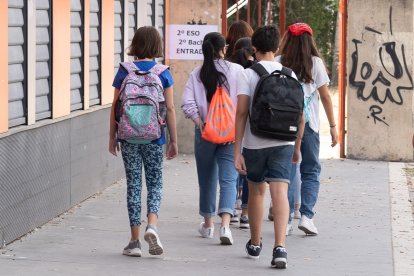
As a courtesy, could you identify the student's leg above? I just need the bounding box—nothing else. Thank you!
[241,175,249,216]
[242,147,268,246]
[287,163,297,224]
[194,128,218,227]
[141,144,164,225]
[293,164,301,218]
[299,123,321,219]
[266,144,294,244]
[141,144,165,255]
[269,182,289,247]
[248,181,266,245]
[216,143,238,227]
[121,142,143,241]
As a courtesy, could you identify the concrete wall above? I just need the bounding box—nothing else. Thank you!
[0,108,124,245]
[167,0,221,153]
[347,0,414,161]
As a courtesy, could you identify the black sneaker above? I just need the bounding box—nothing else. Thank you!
[271,246,287,269]
[245,239,262,259]
[239,215,250,229]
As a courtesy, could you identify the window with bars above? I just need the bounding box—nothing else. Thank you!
[8,0,26,127]
[35,0,52,120]
[70,0,84,111]
[89,0,101,106]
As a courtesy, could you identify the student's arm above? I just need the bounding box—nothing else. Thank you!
[181,73,202,128]
[164,86,178,160]
[234,94,249,175]
[109,88,120,156]
[319,84,338,147]
[293,113,305,163]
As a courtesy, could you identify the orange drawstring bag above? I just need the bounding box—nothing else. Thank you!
[202,87,236,144]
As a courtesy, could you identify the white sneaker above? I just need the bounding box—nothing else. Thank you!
[294,209,301,219]
[198,222,214,238]
[285,223,293,236]
[219,226,233,245]
[298,215,318,235]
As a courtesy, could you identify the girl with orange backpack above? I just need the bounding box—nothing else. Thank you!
[181,32,244,245]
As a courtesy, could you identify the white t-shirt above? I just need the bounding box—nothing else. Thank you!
[275,56,330,133]
[237,60,296,149]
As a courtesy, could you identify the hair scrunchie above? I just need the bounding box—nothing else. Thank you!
[287,23,313,36]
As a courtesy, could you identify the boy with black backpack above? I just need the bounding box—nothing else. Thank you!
[234,25,304,269]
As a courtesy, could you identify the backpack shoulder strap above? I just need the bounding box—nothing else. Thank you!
[280,66,293,77]
[250,63,268,77]
[120,62,139,74]
[149,64,169,76]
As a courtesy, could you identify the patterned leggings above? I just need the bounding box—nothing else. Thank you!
[121,142,163,226]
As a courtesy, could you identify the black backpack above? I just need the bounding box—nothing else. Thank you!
[249,63,304,141]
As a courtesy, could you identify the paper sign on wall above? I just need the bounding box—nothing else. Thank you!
[168,24,218,60]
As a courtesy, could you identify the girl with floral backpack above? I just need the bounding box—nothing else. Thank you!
[109,26,178,257]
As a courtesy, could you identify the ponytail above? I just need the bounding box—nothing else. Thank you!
[199,32,229,102]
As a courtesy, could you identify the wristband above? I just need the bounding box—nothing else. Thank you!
[330,125,336,128]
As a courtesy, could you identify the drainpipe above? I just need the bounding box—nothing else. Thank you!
[338,0,348,158]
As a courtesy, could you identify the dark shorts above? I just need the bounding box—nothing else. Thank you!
[242,145,294,184]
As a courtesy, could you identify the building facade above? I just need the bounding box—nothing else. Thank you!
[1,0,166,246]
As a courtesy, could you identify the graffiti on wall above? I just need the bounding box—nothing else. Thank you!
[349,6,413,126]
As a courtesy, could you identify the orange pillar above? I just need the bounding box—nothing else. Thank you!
[52,0,71,118]
[236,0,239,21]
[279,0,285,35]
[165,0,170,65]
[247,0,251,25]
[222,0,228,36]
[338,0,347,158]
[101,0,115,105]
[0,0,8,133]
[257,0,261,27]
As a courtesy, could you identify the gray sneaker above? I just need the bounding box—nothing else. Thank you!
[123,240,142,257]
[144,225,164,255]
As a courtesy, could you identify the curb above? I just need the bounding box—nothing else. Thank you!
[389,162,414,276]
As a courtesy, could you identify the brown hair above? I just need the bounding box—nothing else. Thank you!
[225,20,253,59]
[127,26,163,59]
[278,30,322,83]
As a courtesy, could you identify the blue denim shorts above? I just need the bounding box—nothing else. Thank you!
[242,145,294,184]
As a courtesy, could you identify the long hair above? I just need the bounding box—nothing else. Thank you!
[225,20,253,59]
[227,37,255,69]
[199,32,229,102]
[278,30,321,83]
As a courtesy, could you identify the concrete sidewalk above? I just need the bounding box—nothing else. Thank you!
[1,148,413,275]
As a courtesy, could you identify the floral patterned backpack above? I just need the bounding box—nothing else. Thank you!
[115,62,168,143]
